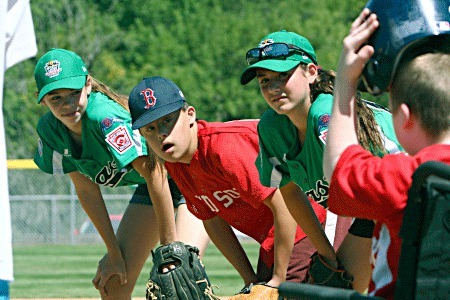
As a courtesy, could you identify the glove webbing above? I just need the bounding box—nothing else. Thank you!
[197,278,220,300]
[146,280,160,300]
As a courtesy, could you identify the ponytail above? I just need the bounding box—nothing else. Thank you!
[309,66,387,155]
[90,76,130,111]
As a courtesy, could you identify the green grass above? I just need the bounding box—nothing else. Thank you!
[10,241,260,298]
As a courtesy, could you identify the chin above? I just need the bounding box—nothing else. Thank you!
[160,153,179,163]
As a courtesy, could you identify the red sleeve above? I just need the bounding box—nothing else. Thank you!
[208,130,276,208]
[328,145,415,222]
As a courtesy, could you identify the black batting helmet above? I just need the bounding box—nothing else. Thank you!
[359,0,450,95]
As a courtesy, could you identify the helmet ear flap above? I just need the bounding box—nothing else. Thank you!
[358,0,450,96]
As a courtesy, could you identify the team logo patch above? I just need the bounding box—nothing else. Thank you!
[44,60,62,78]
[319,129,328,145]
[105,126,133,154]
[318,114,330,131]
[258,38,274,48]
[318,114,330,145]
[101,118,114,130]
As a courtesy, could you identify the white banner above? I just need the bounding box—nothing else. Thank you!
[0,0,37,282]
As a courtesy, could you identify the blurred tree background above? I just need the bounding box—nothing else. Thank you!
[4,0,387,158]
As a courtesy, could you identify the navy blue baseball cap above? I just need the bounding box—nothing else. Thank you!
[359,0,450,95]
[129,76,186,130]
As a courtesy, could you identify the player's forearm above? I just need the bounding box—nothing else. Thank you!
[281,182,337,268]
[69,172,121,255]
[271,221,295,285]
[323,80,358,181]
[324,9,377,180]
[265,190,296,285]
[203,218,257,285]
[132,158,178,244]
[146,176,177,244]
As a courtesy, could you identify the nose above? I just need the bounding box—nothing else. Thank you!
[63,94,78,106]
[268,79,282,94]
[158,125,170,140]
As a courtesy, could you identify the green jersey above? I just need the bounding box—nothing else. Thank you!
[34,92,147,187]
[256,93,401,208]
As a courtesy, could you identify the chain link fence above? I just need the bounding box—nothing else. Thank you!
[8,160,135,245]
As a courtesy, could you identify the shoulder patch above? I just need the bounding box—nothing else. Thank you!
[317,114,330,145]
[101,118,114,130]
[319,129,328,145]
[318,114,330,131]
[105,125,134,154]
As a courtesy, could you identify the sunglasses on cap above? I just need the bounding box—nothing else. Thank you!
[246,43,317,66]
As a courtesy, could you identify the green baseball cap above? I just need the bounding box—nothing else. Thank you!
[34,48,88,103]
[240,30,317,85]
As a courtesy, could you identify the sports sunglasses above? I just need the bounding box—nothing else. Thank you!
[246,42,317,65]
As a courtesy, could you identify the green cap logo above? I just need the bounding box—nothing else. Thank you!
[34,48,88,103]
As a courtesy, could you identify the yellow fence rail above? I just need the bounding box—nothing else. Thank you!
[7,159,37,169]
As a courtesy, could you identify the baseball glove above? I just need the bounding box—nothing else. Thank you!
[227,282,279,300]
[145,241,219,300]
[306,252,353,289]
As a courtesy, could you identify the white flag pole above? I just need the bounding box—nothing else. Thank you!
[0,0,37,290]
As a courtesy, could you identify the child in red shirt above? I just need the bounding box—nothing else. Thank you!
[128,76,330,291]
[324,6,450,299]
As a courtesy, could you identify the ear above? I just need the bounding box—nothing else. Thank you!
[85,75,93,94]
[398,103,415,130]
[187,106,196,126]
[305,63,318,84]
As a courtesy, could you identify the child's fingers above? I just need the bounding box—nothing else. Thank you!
[344,15,378,56]
[349,8,372,33]
[337,10,379,82]
[351,13,378,38]
[357,45,376,64]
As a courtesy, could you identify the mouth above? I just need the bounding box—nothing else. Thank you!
[272,95,286,102]
[63,110,78,117]
[162,143,174,153]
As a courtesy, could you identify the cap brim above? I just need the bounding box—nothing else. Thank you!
[240,60,301,85]
[131,101,185,130]
[37,75,87,103]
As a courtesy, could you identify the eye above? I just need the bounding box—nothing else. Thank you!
[71,90,82,97]
[49,95,62,103]
[279,72,290,80]
[141,123,155,133]
[256,75,270,86]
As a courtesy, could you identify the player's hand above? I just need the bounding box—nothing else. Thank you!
[337,8,379,92]
[92,252,128,297]
[266,276,283,287]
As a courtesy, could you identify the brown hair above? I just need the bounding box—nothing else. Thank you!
[390,52,450,138]
[309,66,387,155]
[90,76,130,111]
